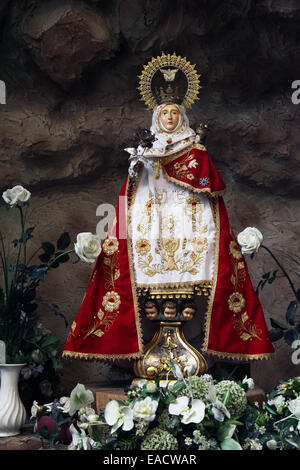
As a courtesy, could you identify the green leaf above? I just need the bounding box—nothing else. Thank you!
[57,232,71,251]
[270,318,287,330]
[170,380,185,393]
[41,241,55,255]
[286,301,298,326]
[38,253,51,263]
[268,328,284,342]
[40,334,59,350]
[220,438,242,450]
[284,328,299,346]
[262,272,270,280]
[165,394,177,405]
[217,423,236,441]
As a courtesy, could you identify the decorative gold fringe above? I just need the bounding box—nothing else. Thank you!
[203,348,276,361]
[61,350,144,361]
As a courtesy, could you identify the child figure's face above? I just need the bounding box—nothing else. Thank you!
[163,301,177,320]
[182,307,195,321]
[144,301,159,320]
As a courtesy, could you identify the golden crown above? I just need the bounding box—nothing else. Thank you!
[138,52,201,111]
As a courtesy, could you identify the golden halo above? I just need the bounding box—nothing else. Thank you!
[138,52,202,110]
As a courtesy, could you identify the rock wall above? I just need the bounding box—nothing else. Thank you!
[0,0,299,393]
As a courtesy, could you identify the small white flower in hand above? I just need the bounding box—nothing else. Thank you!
[2,185,31,207]
[74,232,101,263]
[237,227,263,255]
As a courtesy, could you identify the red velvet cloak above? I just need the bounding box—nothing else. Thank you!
[62,145,274,361]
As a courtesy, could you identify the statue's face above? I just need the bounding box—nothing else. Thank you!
[159,104,180,131]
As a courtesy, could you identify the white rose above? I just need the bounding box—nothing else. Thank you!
[237,227,263,255]
[2,185,31,207]
[132,396,158,422]
[74,232,101,263]
[288,397,300,418]
[268,395,285,411]
[146,382,157,393]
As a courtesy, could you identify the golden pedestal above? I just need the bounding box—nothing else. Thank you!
[134,321,207,380]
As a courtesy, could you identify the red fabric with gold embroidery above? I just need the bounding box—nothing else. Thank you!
[162,146,226,195]
[63,146,274,360]
[63,178,143,359]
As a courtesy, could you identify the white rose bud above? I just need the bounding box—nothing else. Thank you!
[237,227,263,255]
[146,382,157,393]
[2,185,31,207]
[74,232,101,263]
[87,414,99,423]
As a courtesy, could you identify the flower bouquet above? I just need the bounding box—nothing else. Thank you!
[31,383,102,448]
[0,185,102,406]
[238,376,300,450]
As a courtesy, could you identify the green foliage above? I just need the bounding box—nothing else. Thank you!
[0,194,73,404]
[254,245,300,347]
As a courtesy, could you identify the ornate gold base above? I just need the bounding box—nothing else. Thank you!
[134,321,207,380]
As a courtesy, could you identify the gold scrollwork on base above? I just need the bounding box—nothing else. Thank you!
[133,321,208,379]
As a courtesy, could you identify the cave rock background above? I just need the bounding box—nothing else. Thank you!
[0,0,299,393]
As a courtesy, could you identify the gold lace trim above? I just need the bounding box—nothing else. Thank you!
[62,349,144,361]
[126,173,145,355]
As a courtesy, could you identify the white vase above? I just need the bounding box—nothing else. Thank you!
[0,364,27,437]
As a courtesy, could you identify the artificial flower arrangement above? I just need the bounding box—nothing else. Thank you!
[30,367,300,451]
[0,185,102,406]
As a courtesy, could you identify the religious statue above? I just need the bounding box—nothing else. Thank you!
[62,53,274,375]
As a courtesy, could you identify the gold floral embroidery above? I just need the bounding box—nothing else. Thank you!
[137,197,155,236]
[228,235,262,342]
[67,320,77,340]
[137,237,207,277]
[102,291,121,312]
[168,153,197,181]
[192,236,208,254]
[103,236,119,255]
[82,240,121,340]
[135,239,151,255]
[232,311,263,342]
[228,291,245,313]
[229,240,242,260]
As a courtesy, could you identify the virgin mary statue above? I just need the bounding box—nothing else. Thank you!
[62,54,274,366]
